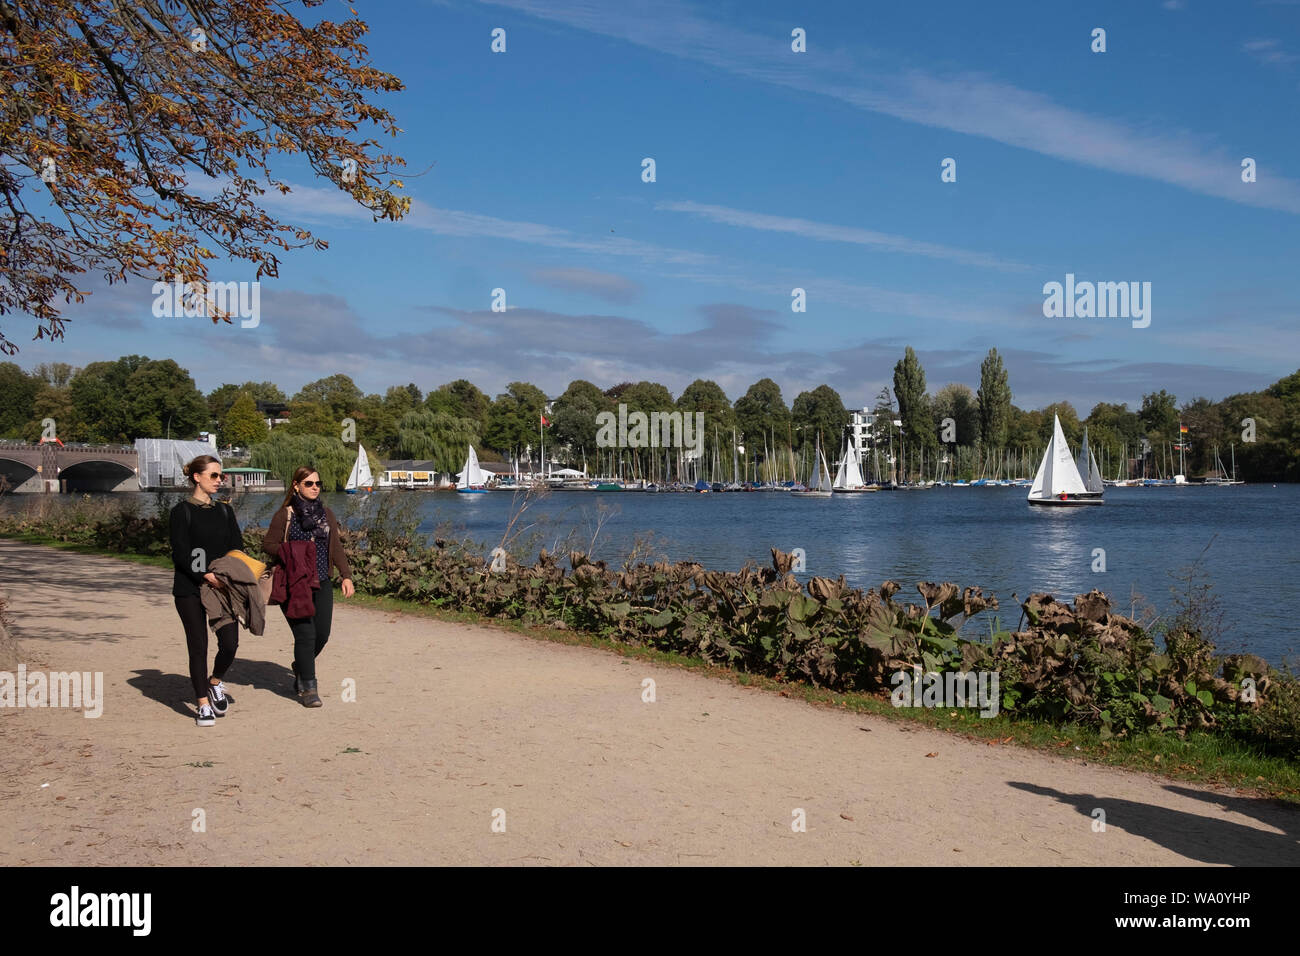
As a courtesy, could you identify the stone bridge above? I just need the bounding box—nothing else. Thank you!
[0,441,140,493]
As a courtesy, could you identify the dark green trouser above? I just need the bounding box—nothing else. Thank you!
[283,583,333,682]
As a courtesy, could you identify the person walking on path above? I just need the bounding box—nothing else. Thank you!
[264,466,354,708]
[170,455,243,727]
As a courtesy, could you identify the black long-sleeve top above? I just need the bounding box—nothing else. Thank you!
[170,497,243,598]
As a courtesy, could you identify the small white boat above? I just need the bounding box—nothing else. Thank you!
[1028,416,1103,507]
[345,443,374,494]
[456,446,490,493]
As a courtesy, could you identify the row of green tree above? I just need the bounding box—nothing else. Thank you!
[1,352,1297,482]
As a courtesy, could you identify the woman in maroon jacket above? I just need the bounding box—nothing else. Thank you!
[263,466,353,707]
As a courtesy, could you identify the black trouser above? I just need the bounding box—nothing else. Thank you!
[175,594,239,701]
[282,583,333,682]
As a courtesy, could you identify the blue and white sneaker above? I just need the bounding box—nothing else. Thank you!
[196,704,216,727]
[207,681,230,716]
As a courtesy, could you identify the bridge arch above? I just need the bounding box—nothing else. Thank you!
[0,455,40,493]
[55,458,139,492]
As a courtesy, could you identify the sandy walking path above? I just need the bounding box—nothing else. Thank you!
[0,539,1295,866]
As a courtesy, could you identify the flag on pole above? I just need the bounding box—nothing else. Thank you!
[540,414,551,427]
[1179,424,1188,434]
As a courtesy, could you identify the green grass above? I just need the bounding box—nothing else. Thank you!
[0,530,173,569]
[6,530,1298,804]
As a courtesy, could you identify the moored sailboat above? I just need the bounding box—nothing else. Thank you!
[793,437,833,497]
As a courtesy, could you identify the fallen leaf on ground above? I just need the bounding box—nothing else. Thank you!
[925,752,938,758]
[840,813,854,821]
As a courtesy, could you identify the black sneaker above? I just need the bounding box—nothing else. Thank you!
[208,681,230,716]
[196,704,216,727]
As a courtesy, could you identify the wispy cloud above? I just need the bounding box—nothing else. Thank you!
[201,175,1035,330]
[1242,38,1299,66]
[186,175,718,269]
[658,200,1032,272]
[478,0,1300,215]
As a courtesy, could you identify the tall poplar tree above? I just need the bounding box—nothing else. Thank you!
[892,347,935,452]
[977,348,1012,448]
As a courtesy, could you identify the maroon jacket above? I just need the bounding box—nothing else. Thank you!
[264,506,352,580]
[269,539,319,618]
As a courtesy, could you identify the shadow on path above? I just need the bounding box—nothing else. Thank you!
[128,658,297,719]
[1009,781,1300,866]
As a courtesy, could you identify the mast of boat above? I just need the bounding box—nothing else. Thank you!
[1231,442,1237,482]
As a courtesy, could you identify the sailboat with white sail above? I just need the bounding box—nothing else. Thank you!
[344,443,374,494]
[832,441,876,493]
[793,437,833,497]
[1028,415,1103,506]
[456,445,490,493]
[1075,427,1105,499]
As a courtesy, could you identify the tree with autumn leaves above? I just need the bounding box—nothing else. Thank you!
[0,0,410,355]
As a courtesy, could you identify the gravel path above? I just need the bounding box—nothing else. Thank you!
[1,538,1295,866]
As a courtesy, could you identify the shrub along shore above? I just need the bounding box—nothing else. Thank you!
[2,493,1297,801]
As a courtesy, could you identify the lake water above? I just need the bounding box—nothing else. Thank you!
[10,484,1299,664]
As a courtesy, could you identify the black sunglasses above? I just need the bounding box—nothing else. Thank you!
[300,480,321,488]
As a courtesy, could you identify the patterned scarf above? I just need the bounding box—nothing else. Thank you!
[291,493,330,542]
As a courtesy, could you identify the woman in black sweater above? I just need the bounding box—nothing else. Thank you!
[170,455,244,727]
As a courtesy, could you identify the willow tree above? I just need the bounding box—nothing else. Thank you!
[249,431,353,490]
[396,409,479,475]
[0,0,410,354]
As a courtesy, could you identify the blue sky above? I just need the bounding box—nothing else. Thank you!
[15,0,1300,414]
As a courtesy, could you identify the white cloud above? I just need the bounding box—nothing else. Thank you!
[1242,38,1299,66]
[658,200,1032,272]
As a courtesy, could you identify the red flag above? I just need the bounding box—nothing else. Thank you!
[540,414,551,427]
[1179,424,1188,434]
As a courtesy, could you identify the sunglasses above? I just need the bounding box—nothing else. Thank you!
[205,472,224,481]
[300,480,322,488]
